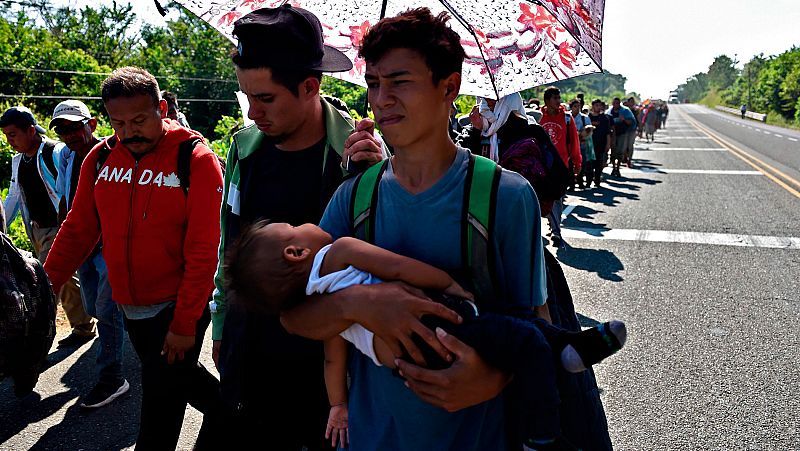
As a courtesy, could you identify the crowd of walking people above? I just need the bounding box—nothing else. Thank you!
[0,6,634,451]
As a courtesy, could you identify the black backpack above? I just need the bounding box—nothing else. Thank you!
[0,233,56,397]
[500,132,570,206]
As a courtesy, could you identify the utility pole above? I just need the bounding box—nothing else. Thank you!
[747,64,752,110]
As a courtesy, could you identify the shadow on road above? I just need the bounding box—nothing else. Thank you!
[629,158,663,171]
[563,205,608,230]
[0,340,141,450]
[567,185,640,208]
[557,242,625,282]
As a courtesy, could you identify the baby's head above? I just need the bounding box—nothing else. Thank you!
[225,221,333,314]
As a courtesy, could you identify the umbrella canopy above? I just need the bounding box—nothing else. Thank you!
[171,0,604,99]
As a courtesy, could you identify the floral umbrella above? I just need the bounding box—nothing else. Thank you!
[167,0,605,99]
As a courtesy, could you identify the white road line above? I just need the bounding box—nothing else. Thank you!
[665,136,713,140]
[754,129,762,133]
[774,134,783,138]
[561,227,800,250]
[763,131,771,135]
[790,138,798,142]
[635,147,726,151]
[617,168,762,175]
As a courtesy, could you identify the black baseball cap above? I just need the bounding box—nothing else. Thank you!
[0,106,47,134]
[233,5,352,72]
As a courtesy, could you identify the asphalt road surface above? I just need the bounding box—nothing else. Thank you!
[560,104,800,450]
[1,104,798,450]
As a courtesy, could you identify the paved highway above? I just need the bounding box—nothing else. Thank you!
[562,104,800,450]
[1,104,798,450]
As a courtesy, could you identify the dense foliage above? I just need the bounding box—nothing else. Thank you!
[522,70,633,104]
[674,49,800,126]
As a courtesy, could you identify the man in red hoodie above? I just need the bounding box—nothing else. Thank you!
[44,67,223,450]
[538,86,581,246]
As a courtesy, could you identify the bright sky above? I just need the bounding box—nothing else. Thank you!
[602,0,800,99]
[61,0,800,99]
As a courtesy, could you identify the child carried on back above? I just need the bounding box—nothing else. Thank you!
[226,221,627,451]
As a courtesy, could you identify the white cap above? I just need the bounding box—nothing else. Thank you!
[49,100,92,128]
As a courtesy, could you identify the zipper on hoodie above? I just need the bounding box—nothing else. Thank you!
[127,159,139,303]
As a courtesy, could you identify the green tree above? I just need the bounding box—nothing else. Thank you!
[677,72,708,103]
[134,2,239,138]
[707,55,738,90]
[45,2,139,67]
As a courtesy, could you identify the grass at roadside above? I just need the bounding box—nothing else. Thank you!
[698,94,800,132]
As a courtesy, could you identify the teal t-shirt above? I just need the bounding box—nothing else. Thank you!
[319,148,547,450]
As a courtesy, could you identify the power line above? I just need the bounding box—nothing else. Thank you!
[0,94,238,103]
[0,66,237,84]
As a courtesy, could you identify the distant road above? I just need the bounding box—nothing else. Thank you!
[686,105,800,188]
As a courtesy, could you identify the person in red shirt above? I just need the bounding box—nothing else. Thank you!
[44,67,223,450]
[538,86,580,246]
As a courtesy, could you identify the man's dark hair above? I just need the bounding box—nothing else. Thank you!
[627,97,635,103]
[358,7,465,85]
[161,90,178,108]
[591,98,602,105]
[232,50,322,97]
[101,67,161,106]
[569,98,581,108]
[543,86,561,102]
[225,220,307,315]
[613,97,621,102]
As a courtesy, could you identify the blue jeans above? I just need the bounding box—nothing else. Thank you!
[547,196,564,237]
[78,251,125,383]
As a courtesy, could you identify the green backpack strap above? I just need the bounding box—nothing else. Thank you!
[348,154,500,306]
[350,160,389,243]
[462,153,501,305]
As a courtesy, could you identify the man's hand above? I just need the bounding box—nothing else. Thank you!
[351,282,462,366]
[395,328,510,412]
[444,280,473,301]
[161,331,195,364]
[468,105,483,130]
[343,118,384,168]
[212,340,221,370]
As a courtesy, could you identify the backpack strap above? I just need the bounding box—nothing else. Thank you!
[41,141,58,177]
[177,138,201,196]
[348,154,501,306]
[95,136,116,177]
[462,153,501,305]
[351,160,388,243]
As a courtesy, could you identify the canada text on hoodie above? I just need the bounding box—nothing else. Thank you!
[44,120,223,336]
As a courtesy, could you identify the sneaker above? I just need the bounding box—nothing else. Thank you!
[57,332,95,348]
[80,379,130,409]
